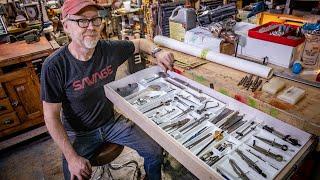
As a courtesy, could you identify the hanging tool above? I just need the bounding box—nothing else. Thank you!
[142,99,172,113]
[254,135,291,151]
[249,140,284,162]
[196,131,224,156]
[162,118,190,131]
[235,149,267,178]
[262,125,301,146]
[197,101,219,114]
[182,126,209,145]
[246,149,279,171]
[180,114,211,134]
[229,159,250,180]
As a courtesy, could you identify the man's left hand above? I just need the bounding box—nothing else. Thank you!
[155,51,174,71]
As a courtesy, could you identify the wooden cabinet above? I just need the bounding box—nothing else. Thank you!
[0,37,55,143]
[0,68,43,138]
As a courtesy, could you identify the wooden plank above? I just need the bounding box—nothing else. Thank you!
[0,125,47,151]
[0,37,53,67]
[148,49,320,136]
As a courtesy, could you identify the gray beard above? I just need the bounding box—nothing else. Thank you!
[84,39,99,49]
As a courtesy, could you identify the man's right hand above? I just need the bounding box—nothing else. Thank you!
[68,154,92,180]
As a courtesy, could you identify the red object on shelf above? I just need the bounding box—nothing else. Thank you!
[248,22,305,47]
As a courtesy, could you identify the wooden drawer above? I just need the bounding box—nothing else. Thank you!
[0,84,7,99]
[0,112,20,131]
[104,67,313,179]
[0,98,14,115]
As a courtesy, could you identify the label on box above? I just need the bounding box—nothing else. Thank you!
[302,34,320,68]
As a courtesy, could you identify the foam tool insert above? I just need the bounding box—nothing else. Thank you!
[277,86,305,105]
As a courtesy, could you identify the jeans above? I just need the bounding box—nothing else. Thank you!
[62,115,163,180]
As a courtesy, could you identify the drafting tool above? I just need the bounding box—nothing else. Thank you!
[246,149,279,171]
[183,126,209,145]
[229,159,250,180]
[249,140,284,162]
[196,131,224,156]
[254,135,289,151]
[262,125,301,146]
[235,149,267,178]
[180,114,211,134]
[142,100,172,113]
[162,118,190,131]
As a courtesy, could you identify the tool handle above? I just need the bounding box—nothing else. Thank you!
[262,125,274,133]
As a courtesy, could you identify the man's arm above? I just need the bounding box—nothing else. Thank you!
[131,39,174,71]
[43,101,92,180]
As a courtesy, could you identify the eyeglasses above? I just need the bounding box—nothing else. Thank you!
[68,17,102,28]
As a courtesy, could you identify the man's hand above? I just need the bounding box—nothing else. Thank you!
[68,155,92,180]
[155,51,174,71]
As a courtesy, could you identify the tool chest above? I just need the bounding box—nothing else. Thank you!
[104,66,312,180]
[248,22,305,47]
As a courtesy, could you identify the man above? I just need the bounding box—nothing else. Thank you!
[40,0,174,180]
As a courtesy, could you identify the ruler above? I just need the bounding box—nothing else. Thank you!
[274,71,320,88]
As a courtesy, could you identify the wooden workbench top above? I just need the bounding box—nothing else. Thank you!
[150,48,320,136]
[0,37,53,67]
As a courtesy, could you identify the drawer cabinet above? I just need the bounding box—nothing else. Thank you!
[0,68,43,138]
[0,84,7,99]
[0,98,14,115]
[0,112,20,131]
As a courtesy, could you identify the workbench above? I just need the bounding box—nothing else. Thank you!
[0,37,57,150]
[148,48,320,137]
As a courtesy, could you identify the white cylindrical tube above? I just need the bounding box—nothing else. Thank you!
[154,35,273,79]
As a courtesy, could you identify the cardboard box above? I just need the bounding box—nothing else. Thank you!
[236,22,304,68]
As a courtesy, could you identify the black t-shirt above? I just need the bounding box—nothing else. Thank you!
[40,40,135,133]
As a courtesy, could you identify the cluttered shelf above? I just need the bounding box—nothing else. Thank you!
[147,48,320,136]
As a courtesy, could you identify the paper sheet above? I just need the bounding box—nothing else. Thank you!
[154,35,273,79]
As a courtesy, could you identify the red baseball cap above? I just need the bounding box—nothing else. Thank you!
[61,0,102,19]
